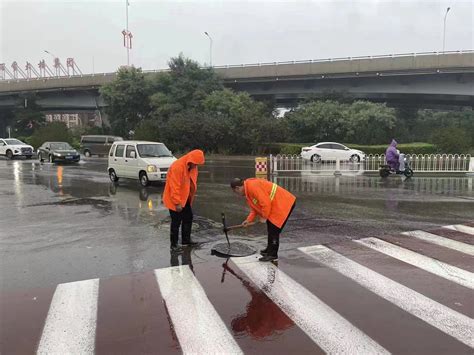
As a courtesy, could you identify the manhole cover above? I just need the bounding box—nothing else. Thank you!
[211,241,256,257]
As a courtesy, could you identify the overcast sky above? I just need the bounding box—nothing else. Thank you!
[1,0,472,74]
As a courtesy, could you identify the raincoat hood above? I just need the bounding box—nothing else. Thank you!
[390,139,398,147]
[183,149,205,165]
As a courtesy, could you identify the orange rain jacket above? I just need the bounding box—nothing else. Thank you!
[163,150,205,211]
[244,178,296,228]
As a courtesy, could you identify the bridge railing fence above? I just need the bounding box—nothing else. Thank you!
[1,50,472,82]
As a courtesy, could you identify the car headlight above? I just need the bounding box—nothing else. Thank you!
[54,152,61,156]
[147,165,157,173]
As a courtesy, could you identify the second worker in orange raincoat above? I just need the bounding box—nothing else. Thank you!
[163,150,205,252]
[230,178,296,262]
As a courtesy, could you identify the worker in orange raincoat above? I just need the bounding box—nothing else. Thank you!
[163,150,205,252]
[230,178,296,262]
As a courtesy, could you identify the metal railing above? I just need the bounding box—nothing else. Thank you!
[213,50,474,69]
[269,154,473,174]
[2,50,472,82]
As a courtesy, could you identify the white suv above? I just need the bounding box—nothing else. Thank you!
[108,141,176,187]
[0,138,34,159]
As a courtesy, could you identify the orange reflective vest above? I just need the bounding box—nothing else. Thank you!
[163,150,205,211]
[244,178,296,228]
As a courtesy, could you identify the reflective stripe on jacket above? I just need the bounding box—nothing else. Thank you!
[244,178,296,229]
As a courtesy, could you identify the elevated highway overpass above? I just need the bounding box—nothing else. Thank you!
[1,51,473,110]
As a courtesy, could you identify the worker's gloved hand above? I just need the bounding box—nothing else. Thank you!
[175,204,183,212]
[241,220,250,227]
[259,217,267,223]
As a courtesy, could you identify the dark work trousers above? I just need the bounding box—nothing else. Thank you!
[266,202,296,257]
[169,201,193,247]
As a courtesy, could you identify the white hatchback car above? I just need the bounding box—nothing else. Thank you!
[108,141,176,186]
[301,142,366,163]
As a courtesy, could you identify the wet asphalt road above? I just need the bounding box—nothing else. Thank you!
[1,156,473,354]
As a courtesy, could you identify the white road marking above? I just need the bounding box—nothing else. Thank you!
[232,256,389,354]
[402,230,474,256]
[37,278,99,354]
[155,266,242,355]
[299,245,474,348]
[356,237,474,290]
[443,225,474,235]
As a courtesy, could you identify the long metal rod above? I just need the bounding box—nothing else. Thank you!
[221,213,230,248]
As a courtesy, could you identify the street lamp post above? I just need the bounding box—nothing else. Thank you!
[204,32,213,67]
[126,0,130,65]
[44,50,57,59]
[443,7,451,52]
[122,0,133,66]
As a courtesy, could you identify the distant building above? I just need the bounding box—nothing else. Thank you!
[44,112,102,129]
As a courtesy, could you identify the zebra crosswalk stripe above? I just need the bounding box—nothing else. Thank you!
[232,256,390,354]
[402,230,474,256]
[355,237,474,289]
[299,245,474,348]
[37,278,99,355]
[155,266,243,355]
[443,224,474,235]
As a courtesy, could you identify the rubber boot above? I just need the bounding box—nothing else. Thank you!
[259,235,279,262]
[181,220,198,246]
[170,221,181,252]
[260,234,272,256]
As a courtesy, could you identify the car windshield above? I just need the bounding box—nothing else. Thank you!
[5,139,24,145]
[137,144,172,158]
[51,143,73,150]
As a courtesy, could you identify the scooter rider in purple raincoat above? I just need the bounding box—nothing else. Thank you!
[385,139,400,171]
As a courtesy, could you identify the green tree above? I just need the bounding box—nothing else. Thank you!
[12,98,45,137]
[344,101,396,144]
[393,106,419,142]
[134,120,161,142]
[284,100,348,143]
[149,54,223,120]
[284,100,399,145]
[417,109,474,144]
[100,67,152,137]
[159,111,211,152]
[431,127,472,153]
[203,89,276,153]
[0,108,15,137]
[28,122,73,148]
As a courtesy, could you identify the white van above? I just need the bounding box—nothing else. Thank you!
[108,141,176,186]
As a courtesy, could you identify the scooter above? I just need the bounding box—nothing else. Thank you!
[379,153,414,179]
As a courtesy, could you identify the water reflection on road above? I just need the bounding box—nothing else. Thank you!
[272,174,474,198]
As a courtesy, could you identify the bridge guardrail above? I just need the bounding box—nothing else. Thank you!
[213,50,474,68]
[1,50,472,82]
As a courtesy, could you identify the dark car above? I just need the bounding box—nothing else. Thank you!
[80,135,122,157]
[37,142,80,163]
